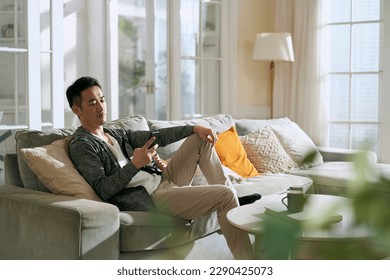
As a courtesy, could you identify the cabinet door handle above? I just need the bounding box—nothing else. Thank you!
[144,81,156,94]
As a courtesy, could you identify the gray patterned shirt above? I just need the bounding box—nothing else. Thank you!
[69,125,194,202]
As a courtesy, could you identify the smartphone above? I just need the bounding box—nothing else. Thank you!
[148,131,160,148]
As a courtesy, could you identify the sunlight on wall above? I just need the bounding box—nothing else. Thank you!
[236,0,275,119]
[63,1,84,127]
[64,12,77,90]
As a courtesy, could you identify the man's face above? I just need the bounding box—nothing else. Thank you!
[72,85,107,127]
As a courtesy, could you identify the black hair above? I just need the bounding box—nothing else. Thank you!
[66,76,102,109]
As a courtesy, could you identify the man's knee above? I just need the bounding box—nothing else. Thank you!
[216,185,238,206]
[186,133,205,146]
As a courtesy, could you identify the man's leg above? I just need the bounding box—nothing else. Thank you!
[162,134,231,187]
[152,181,254,259]
[154,134,253,259]
[160,133,261,206]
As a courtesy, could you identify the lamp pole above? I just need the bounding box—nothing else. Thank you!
[252,33,294,118]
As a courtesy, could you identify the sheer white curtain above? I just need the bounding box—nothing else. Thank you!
[274,0,328,145]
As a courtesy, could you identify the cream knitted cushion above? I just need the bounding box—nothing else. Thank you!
[240,127,297,174]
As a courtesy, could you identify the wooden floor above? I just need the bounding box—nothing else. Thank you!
[119,231,236,260]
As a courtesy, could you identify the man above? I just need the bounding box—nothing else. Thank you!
[66,76,257,259]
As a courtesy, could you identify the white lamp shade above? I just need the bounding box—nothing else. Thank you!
[252,32,295,62]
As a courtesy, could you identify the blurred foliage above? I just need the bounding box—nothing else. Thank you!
[119,59,145,87]
[348,150,390,258]
[261,148,390,259]
[119,16,138,39]
[118,17,146,89]
[299,149,318,167]
[261,214,301,259]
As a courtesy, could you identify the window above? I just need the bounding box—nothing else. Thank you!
[114,0,227,120]
[325,0,382,154]
[117,0,168,120]
[0,0,64,130]
[180,0,222,118]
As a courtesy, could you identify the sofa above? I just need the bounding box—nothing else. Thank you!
[0,114,383,260]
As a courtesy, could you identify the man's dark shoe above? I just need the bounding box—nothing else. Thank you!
[238,193,261,206]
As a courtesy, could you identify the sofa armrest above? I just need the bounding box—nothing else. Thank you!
[4,153,23,187]
[0,184,120,260]
[317,146,377,164]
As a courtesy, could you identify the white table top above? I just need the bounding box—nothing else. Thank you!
[228,194,373,241]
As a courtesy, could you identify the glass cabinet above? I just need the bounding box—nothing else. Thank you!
[0,0,63,184]
[0,0,63,130]
[0,0,27,128]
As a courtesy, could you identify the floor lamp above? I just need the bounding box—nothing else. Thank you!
[252,33,295,118]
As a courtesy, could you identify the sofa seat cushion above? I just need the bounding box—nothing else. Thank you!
[233,173,313,197]
[119,211,219,252]
[289,162,357,195]
[290,162,390,195]
[192,165,243,186]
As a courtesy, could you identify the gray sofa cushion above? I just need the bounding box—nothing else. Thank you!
[148,114,234,132]
[234,173,313,197]
[270,122,323,168]
[234,117,291,136]
[318,146,377,163]
[290,162,354,195]
[4,153,23,187]
[119,211,219,251]
[107,114,150,131]
[290,161,390,196]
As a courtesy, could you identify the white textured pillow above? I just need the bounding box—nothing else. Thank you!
[20,137,102,201]
[270,122,323,168]
[240,127,297,174]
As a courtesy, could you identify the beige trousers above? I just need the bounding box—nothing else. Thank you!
[151,134,253,259]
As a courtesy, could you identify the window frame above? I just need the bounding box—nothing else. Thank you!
[0,0,64,130]
[325,0,384,160]
[107,0,236,120]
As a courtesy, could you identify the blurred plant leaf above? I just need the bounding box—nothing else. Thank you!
[261,214,301,259]
[299,150,318,167]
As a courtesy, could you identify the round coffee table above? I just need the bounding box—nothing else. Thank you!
[227,194,375,259]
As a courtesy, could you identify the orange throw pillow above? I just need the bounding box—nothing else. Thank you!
[214,126,259,178]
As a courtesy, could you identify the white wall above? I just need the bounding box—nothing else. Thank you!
[235,0,275,119]
[63,0,86,126]
[63,0,110,127]
[380,0,390,163]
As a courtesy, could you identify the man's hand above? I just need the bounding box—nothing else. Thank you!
[131,137,158,169]
[193,125,218,146]
[153,154,168,171]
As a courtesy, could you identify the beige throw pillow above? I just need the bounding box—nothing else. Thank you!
[270,122,323,168]
[20,137,102,201]
[240,127,298,174]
